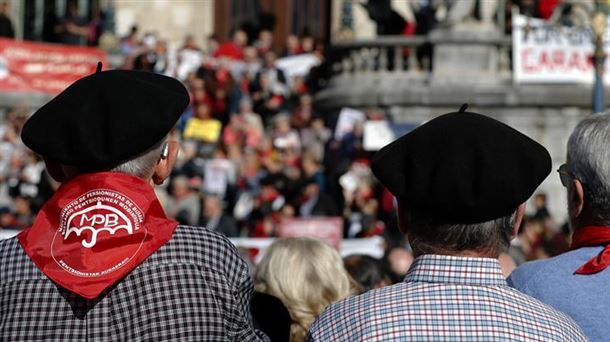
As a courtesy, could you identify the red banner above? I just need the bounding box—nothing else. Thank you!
[279,217,343,249]
[0,38,107,94]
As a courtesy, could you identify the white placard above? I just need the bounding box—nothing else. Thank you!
[334,107,366,140]
[275,53,320,80]
[363,120,395,151]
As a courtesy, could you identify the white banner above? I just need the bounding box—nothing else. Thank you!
[513,13,610,84]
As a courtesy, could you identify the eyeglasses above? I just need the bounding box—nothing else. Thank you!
[557,163,576,187]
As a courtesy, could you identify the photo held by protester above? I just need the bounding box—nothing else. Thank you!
[0,0,609,341]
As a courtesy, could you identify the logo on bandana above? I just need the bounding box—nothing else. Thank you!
[51,189,146,277]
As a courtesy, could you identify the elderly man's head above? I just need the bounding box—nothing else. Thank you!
[396,199,521,258]
[371,106,551,259]
[564,114,610,229]
[21,69,188,185]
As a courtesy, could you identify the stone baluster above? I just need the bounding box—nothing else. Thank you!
[379,47,388,72]
[341,55,352,75]
[394,45,404,73]
[362,47,372,71]
[351,50,362,74]
[408,46,419,71]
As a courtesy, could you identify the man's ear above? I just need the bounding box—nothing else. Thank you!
[510,202,527,240]
[571,179,585,218]
[152,141,179,185]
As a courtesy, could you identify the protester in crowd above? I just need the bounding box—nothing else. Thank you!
[343,179,380,237]
[12,195,34,230]
[284,34,302,56]
[343,254,388,294]
[307,106,586,341]
[271,114,301,152]
[2,25,395,255]
[255,237,354,342]
[299,179,337,218]
[177,34,203,80]
[255,51,288,96]
[204,34,220,57]
[509,216,547,265]
[55,0,89,45]
[183,102,222,145]
[166,175,201,226]
[254,29,274,57]
[0,67,267,340]
[509,114,610,341]
[0,1,15,38]
[120,25,139,55]
[215,29,248,60]
[201,194,240,237]
[0,206,17,230]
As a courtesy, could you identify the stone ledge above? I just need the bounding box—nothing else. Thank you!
[315,74,598,110]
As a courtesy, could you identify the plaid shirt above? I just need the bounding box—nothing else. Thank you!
[0,225,268,341]
[308,255,586,341]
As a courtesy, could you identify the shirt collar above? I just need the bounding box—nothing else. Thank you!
[404,254,507,287]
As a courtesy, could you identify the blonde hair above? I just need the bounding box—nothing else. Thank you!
[254,237,354,342]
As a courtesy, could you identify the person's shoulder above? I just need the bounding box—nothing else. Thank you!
[508,248,593,290]
[169,224,241,256]
[0,236,24,262]
[309,283,408,339]
[0,236,43,284]
[501,286,587,340]
[159,225,247,279]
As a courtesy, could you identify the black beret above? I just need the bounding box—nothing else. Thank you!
[371,105,552,224]
[21,69,189,167]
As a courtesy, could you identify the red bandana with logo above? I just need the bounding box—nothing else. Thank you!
[571,225,610,274]
[18,172,177,299]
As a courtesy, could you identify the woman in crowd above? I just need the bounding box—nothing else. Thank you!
[254,237,354,342]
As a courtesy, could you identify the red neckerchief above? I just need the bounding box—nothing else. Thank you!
[18,172,177,299]
[570,226,610,274]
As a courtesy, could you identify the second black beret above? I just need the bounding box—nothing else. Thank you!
[371,108,552,224]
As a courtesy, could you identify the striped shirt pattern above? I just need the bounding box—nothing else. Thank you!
[308,254,586,341]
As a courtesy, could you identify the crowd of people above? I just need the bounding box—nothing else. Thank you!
[0,19,589,342]
[0,8,577,273]
[114,27,385,245]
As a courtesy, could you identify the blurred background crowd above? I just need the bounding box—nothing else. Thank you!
[0,0,585,272]
[2,0,606,339]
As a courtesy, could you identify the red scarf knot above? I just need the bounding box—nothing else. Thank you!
[18,172,177,299]
[570,225,610,275]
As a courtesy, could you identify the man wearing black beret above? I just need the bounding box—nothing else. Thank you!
[307,105,585,341]
[0,66,268,341]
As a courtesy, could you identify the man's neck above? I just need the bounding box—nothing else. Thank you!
[413,249,498,259]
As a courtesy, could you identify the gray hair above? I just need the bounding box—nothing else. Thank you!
[408,212,516,257]
[111,139,166,179]
[567,113,610,224]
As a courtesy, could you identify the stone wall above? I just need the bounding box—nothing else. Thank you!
[113,0,214,51]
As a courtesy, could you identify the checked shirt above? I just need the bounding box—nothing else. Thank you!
[308,254,586,341]
[0,225,268,341]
